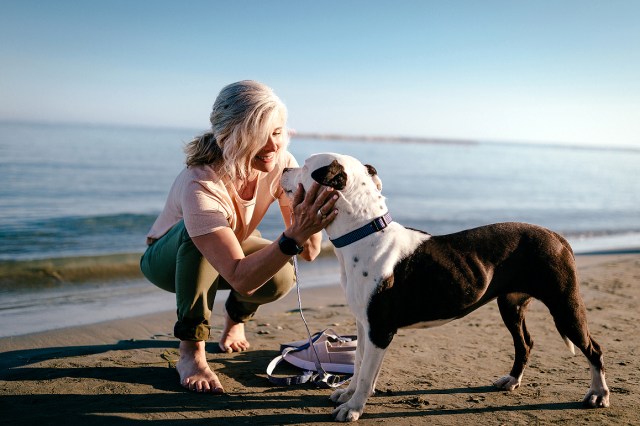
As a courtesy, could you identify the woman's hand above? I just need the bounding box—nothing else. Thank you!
[285,181,339,245]
[192,182,339,296]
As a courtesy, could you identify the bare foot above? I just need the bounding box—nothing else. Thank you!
[219,312,250,353]
[176,340,224,394]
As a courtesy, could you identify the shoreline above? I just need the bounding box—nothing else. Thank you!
[1,252,638,424]
[0,250,636,339]
[0,244,342,289]
[0,256,342,339]
[2,232,639,290]
[1,237,639,338]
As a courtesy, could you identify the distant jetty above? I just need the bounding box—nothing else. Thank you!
[291,131,477,145]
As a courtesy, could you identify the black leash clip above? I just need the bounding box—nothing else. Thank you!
[312,370,350,389]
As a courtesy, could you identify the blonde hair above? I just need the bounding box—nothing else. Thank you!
[184,80,288,181]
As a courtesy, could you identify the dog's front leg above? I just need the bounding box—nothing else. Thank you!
[332,337,386,422]
[331,320,365,404]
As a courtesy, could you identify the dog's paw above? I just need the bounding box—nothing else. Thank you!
[583,387,610,408]
[330,388,354,404]
[493,375,521,391]
[332,402,364,422]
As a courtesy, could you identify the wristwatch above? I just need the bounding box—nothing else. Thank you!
[278,233,304,256]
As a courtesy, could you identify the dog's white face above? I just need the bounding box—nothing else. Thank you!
[281,152,385,238]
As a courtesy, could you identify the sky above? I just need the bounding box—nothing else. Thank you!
[1,0,639,148]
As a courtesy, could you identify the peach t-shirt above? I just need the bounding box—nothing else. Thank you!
[146,151,297,243]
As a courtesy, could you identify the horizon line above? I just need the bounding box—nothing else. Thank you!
[2,118,639,153]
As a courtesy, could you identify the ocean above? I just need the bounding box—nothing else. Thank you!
[1,121,639,336]
[1,121,639,262]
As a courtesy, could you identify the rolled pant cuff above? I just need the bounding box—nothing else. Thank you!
[174,320,211,341]
[225,296,257,323]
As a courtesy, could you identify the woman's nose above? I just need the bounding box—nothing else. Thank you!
[263,137,278,150]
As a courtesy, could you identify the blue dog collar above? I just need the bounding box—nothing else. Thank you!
[330,212,393,248]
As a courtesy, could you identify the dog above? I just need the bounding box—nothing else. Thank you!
[281,152,610,422]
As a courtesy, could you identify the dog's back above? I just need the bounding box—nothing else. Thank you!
[367,222,577,346]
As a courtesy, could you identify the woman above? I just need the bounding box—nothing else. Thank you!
[140,80,338,393]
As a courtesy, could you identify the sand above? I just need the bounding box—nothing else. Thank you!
[1,253,638,425]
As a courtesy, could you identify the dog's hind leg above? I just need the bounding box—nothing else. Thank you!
[544,286,610,408]
[494,292,534,391]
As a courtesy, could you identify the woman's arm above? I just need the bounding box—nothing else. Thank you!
[192,228,291,296]
[301,232,322,261]
[192,182,337,296]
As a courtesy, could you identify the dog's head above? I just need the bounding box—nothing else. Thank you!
[281,153,386,237]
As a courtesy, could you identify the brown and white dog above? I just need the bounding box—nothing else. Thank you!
[281,153,610,422]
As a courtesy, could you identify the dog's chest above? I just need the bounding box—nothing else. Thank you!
[340,251,387,315]
[337,226,429,317]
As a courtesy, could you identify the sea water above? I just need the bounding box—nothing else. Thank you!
[1,121,639,336]
[1,121,639,262]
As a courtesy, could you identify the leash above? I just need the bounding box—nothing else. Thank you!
[266,249,350,388]
[290,254,350,388]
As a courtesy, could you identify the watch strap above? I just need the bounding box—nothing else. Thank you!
[278,233,304,255]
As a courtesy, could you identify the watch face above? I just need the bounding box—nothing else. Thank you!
[279,234,303,255]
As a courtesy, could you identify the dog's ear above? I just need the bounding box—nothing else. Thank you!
[365,164,382,191]
[365,164,377,176]
[311,160,347,190]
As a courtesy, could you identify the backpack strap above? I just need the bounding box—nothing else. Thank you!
[268,252,352,388]
[267,337,351,388]
[266,348,315,385]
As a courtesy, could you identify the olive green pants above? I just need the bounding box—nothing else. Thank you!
[140,220,295,341]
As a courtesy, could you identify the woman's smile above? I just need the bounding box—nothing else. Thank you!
[255,152,276,163]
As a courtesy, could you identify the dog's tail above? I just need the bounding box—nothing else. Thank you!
[562,336,576,355]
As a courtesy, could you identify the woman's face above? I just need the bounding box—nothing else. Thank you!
[251,114,286,174]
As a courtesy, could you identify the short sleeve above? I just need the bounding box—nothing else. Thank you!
[182,180,231,237]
